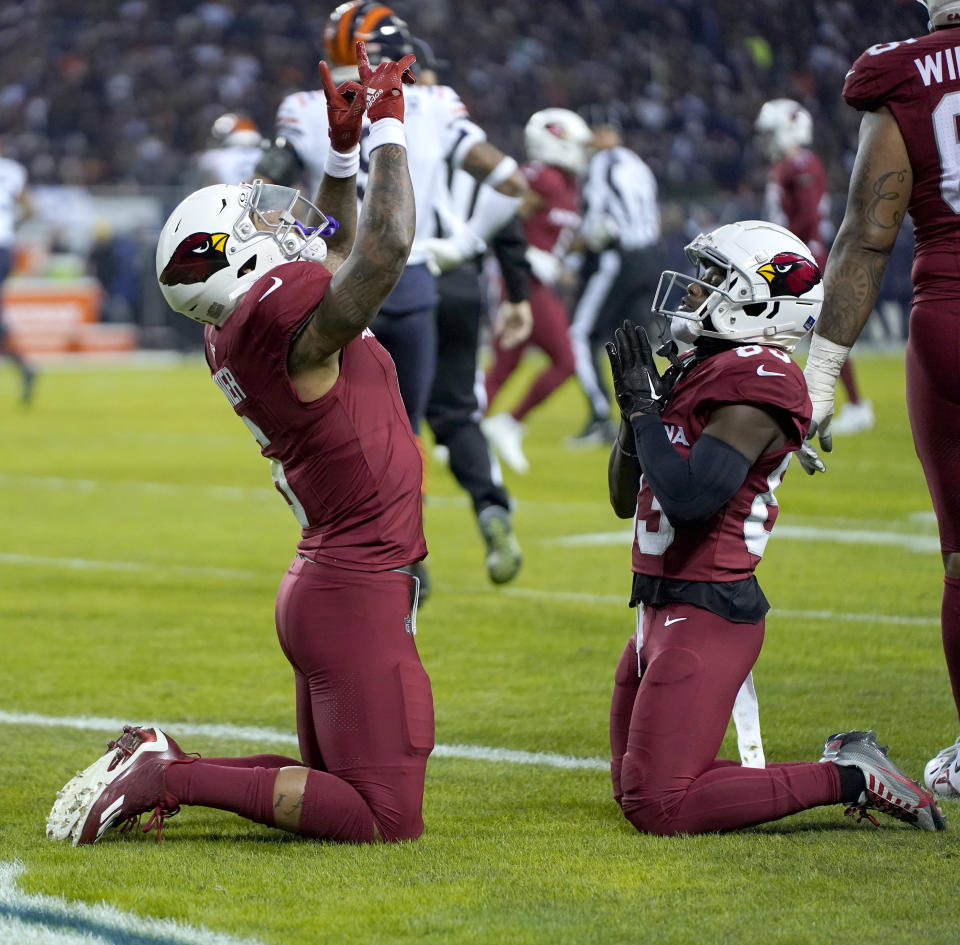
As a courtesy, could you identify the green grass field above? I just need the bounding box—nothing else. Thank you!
[1,348,957,944]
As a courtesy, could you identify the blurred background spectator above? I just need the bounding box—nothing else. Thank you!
[0,0,923,349]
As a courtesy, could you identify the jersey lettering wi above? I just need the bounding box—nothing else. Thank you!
[522,161,582,255]
[632,346,811,583]
[204,260,426,571]
[275,83,485,267]
[845,32,960,301]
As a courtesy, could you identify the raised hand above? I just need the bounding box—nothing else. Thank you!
[605,321,670,419]
[356,40,416,123]
[318,60,365,153]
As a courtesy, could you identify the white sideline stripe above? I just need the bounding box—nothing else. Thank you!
[0,553,256,582]
[548,525,940,553]
[0,710,609,772]
[0,473,276,503]
[0,860,264,945]
[0,551,937,627]
[450,585,940,626]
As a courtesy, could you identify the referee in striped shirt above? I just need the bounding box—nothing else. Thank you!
[567,126,664,447]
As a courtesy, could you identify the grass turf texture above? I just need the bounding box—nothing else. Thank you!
[1,349,957,944]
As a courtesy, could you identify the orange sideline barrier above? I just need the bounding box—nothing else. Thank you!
[1,278,137,354]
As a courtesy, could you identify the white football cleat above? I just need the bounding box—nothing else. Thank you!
[481,413,530,474]
[924,737,960,799]
[830,399,874,436]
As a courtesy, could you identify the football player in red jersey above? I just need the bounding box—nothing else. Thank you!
[606,220,944,834]
[47,44,435,847]
[482,108,593,474]
[754,98,874,436]
[803,0,960,802]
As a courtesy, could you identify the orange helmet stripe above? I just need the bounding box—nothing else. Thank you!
[355,5,394,41]
[333,2,362,65]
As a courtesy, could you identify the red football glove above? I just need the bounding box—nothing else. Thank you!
[356,39,416,124]
[318,60,365,153]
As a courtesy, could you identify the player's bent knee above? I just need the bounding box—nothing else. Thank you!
[945,551,960,579]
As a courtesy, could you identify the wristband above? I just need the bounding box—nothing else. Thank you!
[482,155,519,190]
[324,144,360,179]
[805,333,850,378]
[367,117,406,152]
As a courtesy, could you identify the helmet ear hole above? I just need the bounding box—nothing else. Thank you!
[238,254,258,277]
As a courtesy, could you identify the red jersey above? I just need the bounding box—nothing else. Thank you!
[845,31,960,301]
[522,160,582,253]
[765,149,830,267]
[204,260,426,571]
[632,345,811,583]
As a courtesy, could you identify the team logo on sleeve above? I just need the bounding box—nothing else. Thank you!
[159,232,229,286]
[757,252,822,298]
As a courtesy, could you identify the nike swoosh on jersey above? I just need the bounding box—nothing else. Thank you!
[663,616,687,626]
[258,276,283,301]
[757,365,785,377]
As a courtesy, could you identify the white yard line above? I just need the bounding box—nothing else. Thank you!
[546,524,941,553]
[0,710,609,772]
[0,860,264,945]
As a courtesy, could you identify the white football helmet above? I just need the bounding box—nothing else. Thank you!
[754,99,813,161]
[156,180,333,326]
[916,0,960,28]
[524,108,592,175]
[652,220,823,353]
[211,112,264,149]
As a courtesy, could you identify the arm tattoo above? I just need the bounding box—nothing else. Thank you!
[865,169,908,230]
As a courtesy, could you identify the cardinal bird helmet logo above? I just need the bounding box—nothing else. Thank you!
[159,232,230,287]
[757,252,822,299]
[651,220,824,353]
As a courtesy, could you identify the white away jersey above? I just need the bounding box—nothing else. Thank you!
[0,156,27,246]
[194,145,265,185]
[275,83,485,266]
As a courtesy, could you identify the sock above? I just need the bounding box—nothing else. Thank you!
[835,763,867,803]
[943,575,960,721]
[201,754,302,768]
[164,761,377,843]
[165,760,277,827]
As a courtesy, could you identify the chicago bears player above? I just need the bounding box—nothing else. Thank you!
[803,0,960,802]
[607,220,944,834]
[47,45,434,846]
[255,1,528,593]
[754,99,873,436]
[192,112,266,186]
[483,108,593,474]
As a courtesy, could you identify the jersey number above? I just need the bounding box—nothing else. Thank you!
[635,484,675,556]
[933,90,960,213]
[241,416,310,528]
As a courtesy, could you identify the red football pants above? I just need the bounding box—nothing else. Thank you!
[485,278,575,421]
[611,603,841,835]
[906,301,960,718]
[275,557,433,841]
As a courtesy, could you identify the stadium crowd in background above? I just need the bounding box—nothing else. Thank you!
[0,1,921,196]
[0,1,923,348]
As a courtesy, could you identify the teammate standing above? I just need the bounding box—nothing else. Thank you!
[802,0,960,801]
[754,98,874,436]
[483,108,593,474]
[606,219,943,835]
[566,125,663,448]
[0,139,35,404]
[48,45,433,846]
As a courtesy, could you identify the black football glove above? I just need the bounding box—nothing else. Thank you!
[605,321,675,420]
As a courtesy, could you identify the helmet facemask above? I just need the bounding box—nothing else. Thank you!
[156,181,338,327]
[652,221,823,353]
